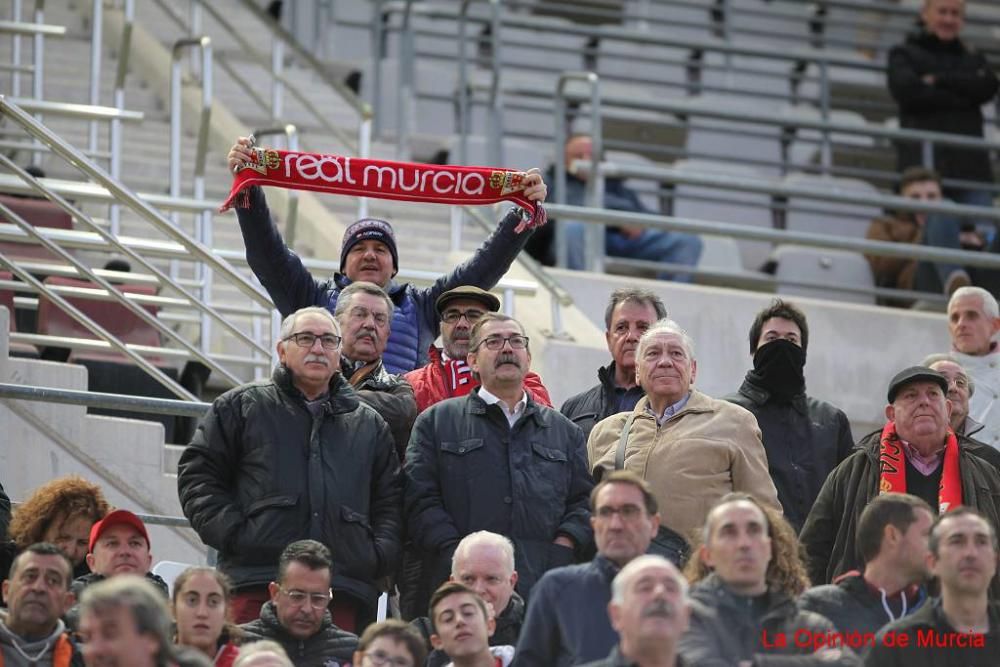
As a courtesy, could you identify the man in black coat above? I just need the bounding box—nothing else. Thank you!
[725,299,854,532]
[178,306,402,631]
[561,288,666,440]
[404,312,593,602]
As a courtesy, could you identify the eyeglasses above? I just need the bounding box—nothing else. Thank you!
[279,586,332,609]
[595,505,644,521]
[284,332,342,350]
[475,334,529,351]
[364,651,413,667]
[442,308,486,324]
[349,306,389,327]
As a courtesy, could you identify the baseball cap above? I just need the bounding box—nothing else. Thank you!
[88,509,151,553]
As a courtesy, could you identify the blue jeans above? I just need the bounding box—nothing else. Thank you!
[562,220,703,282]
[914,213,965,292]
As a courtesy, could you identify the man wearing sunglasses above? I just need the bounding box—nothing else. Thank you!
[240,540,359,666]
[405,312,593,605]
[178,306,402,632]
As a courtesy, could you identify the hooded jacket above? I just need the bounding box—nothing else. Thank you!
[0,611,83,667]
[236,186,535,374]
[177,367,402,611]
[865,598,1000,666]
[798,572,929,638]
[239,601,357,667]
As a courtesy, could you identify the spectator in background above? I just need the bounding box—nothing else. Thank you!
[577,555,691,667]
[406,286,551,414]
[865,507,1000,665]
[525,134,702,280]
[233,641,293,667]
[588,319,780,545]
[799,494,933,637]
[948,286,1000,449]
[172,567,241,667]
[725,299,854,532]
[78,575,212,667]
[800,366,1000,588]
[333,281,418,458]
[0,481,8,542]
[680,494,858,666]
[239,540,358,667]
[71,509,168,602]
[405,313,593,601]
[352,620,426,667]
[427,583,514,667]
[562,288,667,440]
[515,471,662,667]
[178,306,401,630]
[228,137,548,374]
[0,543,83,667]
[888,0,998,210]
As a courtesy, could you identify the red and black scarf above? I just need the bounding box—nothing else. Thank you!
[878,420,962,513]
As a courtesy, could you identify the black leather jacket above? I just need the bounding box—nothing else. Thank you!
[343,356,418,461]
[560,363,644,441]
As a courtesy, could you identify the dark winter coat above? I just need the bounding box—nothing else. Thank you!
[888,30,998,184]
[560,363,645,441]
[799,430,1000,589]
[65,571,169,631]
[240,601,358,667]
[404,389,593,598]
[577,646,688,667]
[0,481,9,543]
[236,186,535,374]
[725,376,854,532]
[798,572,929,638]
[177,367,402,610]
[343,356,417,461]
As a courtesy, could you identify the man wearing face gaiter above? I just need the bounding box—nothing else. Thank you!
[725,300,854,532]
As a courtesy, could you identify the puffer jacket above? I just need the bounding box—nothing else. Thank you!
[798,572,928,638]
[404,389,593,598]
[865,598,1000,666]
[888,29,998,184]
[725,376,854,532]
[405,346,552,414]
[177,367,402,610]
[343,356,417,460]
[588,390,781,543]
[66,571,170,631]
[678,574,860,666]
[239,601,357,667]
[561,362,645,441]
[800,430,1000,590]
[236,186,535,374]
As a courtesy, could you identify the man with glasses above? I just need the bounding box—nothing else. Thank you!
[405,312,593,603]
[241,540,359,666]
[406,286,551,414]
[179,306,402,630]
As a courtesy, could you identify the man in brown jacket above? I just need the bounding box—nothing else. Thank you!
[587,318,781,544]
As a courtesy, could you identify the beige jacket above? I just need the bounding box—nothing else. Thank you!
[587,389,781,542]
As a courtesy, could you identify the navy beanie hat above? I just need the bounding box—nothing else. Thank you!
[340,218,399,274]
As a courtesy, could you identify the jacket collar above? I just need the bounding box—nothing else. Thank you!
[592,554,622,582]
[692,573,797,619]
[738,374,808,413]
[259,600,333,640]
[467,386,546,427]
[965,416,986,439]
[334,273,407,299]
[273,365,360,414]
[633,389,713,422]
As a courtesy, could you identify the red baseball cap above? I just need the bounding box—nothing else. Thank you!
[88,509,151,553]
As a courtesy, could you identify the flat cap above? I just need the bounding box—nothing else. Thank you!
[435,286,501,315]
[887,366,949,403]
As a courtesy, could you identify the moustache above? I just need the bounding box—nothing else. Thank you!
[304,354,329,365]
[495,353,520,368]
[641,599,676,619]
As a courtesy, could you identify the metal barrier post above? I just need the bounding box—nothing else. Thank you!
[397,0,417,160]
[371,0,385,137]
[818,60,832,173]
[10,0,23,97]
[252,125,300,244]
[109,0,135,236]
[271,38,285,121]
[487,0,504,166]
[358,113,372,219]
[88,0,102,155]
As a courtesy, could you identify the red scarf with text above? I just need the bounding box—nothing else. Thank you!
[220,147,545,227]
[878,420,962,513]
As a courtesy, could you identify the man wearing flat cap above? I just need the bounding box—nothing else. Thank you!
[801,366,1000,587]
[405,286,551,413]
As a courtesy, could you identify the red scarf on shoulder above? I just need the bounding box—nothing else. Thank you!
[878,421,962,513]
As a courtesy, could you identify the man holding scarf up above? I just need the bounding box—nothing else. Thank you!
[800,365,1000,588]
[725,299,854,532]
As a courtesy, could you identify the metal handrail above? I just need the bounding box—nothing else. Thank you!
[0,174,220,213]
[0,382,211,418]
[0,20,65,36]
[7,97,143,121]
[107,0,135,234]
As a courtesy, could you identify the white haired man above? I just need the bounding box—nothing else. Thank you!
[948,286,1000,449]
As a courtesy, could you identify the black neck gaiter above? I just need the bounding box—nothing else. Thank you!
[748,339,806,402]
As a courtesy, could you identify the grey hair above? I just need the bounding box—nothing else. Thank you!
[611,554,688,604]
[636,318,696,362]
[333,281,395,320]
[79,576,176,667]
[278,306,340,341]
[604,288,667,330]
[921,352,975,397]
[234,640,294,667]
[949,286,999,319]
[452,531,516,578]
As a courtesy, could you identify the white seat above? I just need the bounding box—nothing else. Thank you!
[151,560,195,597]
[781,173,882,240]
[772,244,875,305]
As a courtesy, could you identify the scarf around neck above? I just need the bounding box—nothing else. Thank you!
[878,420,962,513]
[221,147,546,227]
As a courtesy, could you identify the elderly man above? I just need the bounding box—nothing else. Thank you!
[949,287,1000,449]
[0,543,82,666]
[588,318,780,543]
[865,507,1000,666]
[405,286,550,413]
[227,137,548,374]
[725,299,854,532]
[178,306,402,630]
[334,281,417,457]
[800,366,1000,587]
[516,470,661,667]
[578,555,691,667]
[799,494,933,636]
[562,288,667,439]
[680,494,858,666]
[405,312,592,601]
[922,353,1000,471]
[240,541,358,667]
